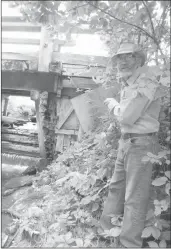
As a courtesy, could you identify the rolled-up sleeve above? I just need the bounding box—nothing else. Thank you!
[113,92,150,126]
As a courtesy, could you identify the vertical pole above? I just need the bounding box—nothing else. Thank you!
[2,95,9,116]
[36,24,53,158]
[35,97,46,157]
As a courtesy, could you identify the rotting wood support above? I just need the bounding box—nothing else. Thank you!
[35,24,58,162]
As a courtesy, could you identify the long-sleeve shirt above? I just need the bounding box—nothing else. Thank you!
[113,66,166,134]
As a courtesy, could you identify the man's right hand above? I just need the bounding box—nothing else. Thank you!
[104,98,119,113]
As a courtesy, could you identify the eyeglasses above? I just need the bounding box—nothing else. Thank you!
[116,53,136,61]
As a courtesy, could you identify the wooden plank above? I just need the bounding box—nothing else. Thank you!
[52,52,109,67]
[2,52,38,61]
[2,37,40,45]
[61,87,85,98]
[2,25,41,32]
[2,16,31,22]
[2,116,28,124]
[2,71,56,92]
[71,94,94,133]
[62,64,106,77]
[57,106,74,129]
[2,24,100,34]
[37,25,54,158]
[2,71,98,92]
[38,26,53,72]
[63,77,98,89]
[63,135,71,148]
[2,97,9,116]
[55,129,78,135]
[2,133,39,146]
[35,98,46,157]
[2,38,75,47]
[2,149,40,158]
[2,89,30,97]
[2,141,40,154]
[55,134,64,153]
[2,128,38,137]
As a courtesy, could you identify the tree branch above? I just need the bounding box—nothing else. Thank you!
[136,3,141,45]
[142,1,156,41]
[158,5,169,38]
[68,3,89,12]
[86,1,156,42]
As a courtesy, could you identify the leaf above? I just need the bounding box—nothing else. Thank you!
[152,177,168,186]
[84,238,91,247]
[81,196,92,205]
[160,77,170,87]
[147,152,157,158]
[75,238,83,247]
[159,219,170,229]
[159,240,167,248]
[160,231,171,241]
[154,205,162,216]
[165,183,170,195]
[99,1,108,9]
[165,160,170,165]
[148,241,159,248]
[65,232,72,241]
[142,227,153,238]
[77,7,85,16]
[165,171,171,179]
[109,227,121,237]
[28,206,44,218]
[92,203,99,212]
[151,227,161,239]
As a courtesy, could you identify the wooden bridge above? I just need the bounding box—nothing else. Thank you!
[2,15,110,166]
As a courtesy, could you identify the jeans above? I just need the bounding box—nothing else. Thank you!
[100,135,160,248]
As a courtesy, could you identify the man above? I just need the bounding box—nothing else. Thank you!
[100,42,162,248]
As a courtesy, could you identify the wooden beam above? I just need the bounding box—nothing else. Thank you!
[38,26,53,72]
[57,106,74,129]
[2,96,9,116]
[2,17,105,34]
[2,25,41,32]
[2,128,38,137]
[52,52,109,67]
[2,133,39,146]
[2,71,56,92]
[36,25,54,158]
[35,99,46,157]
[55,129,78,135]
[2,89,30,97]
[62,77,98,89]
[2,37,40,45]
[2,16,29,22]
[2,70,98,91]
[2,141,40,155]
[2,52,38,61]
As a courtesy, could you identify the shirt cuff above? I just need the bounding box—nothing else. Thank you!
[113,105,120,116]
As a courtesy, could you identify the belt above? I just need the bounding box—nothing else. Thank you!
[121,132,156,140]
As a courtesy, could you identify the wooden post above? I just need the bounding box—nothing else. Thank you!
[2,95,9,116]
[35,25,54,158]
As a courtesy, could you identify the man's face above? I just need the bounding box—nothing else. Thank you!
[115,53,142,77]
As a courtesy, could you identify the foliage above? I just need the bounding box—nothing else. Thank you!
[12,114,122,247]
[11,1,170,63]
